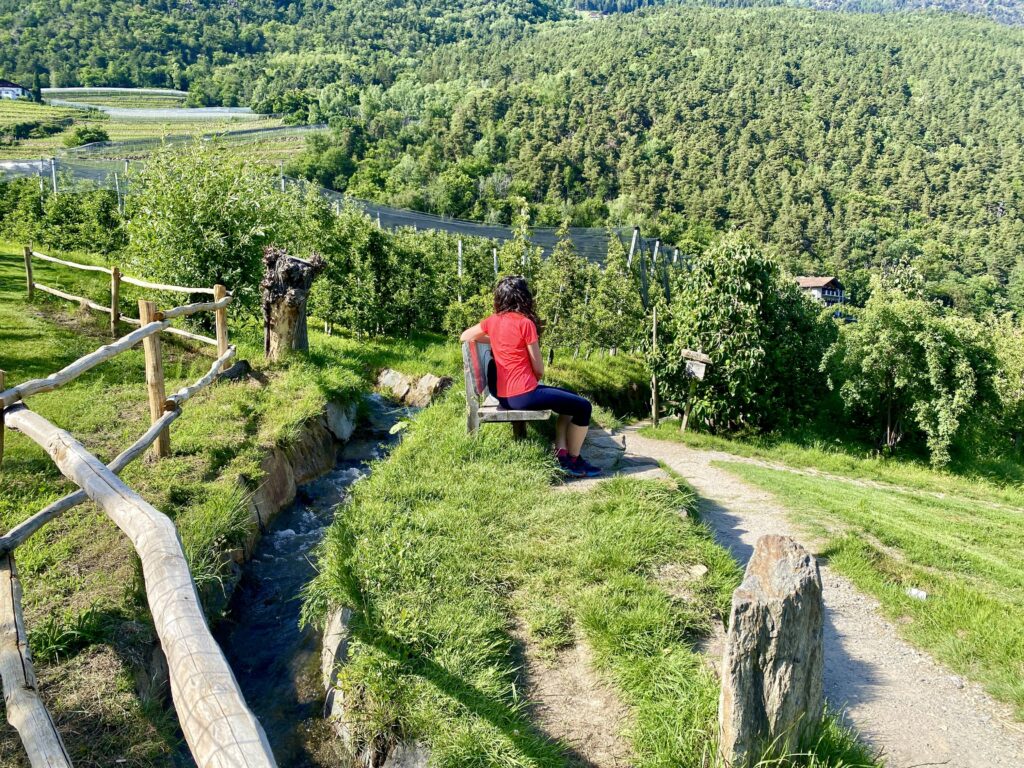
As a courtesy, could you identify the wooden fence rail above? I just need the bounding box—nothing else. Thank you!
[22,248,229,345]
[0,553,72,768]
[0,257,272,767]
[6,406,275,768]
[0,320,169,409]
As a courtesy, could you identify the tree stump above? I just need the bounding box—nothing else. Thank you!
[718,535,824,767]
[261,246,324,362]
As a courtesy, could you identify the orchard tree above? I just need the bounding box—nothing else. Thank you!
[534,223,592,359]
[652,237,834,433]
[823,280,997,465]
[497,198,542,281]
[591,232,644,354]
[126,141,325,311]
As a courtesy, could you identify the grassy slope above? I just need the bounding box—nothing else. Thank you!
[722,461,1024,719]
[639,420,1024,719]
[304,395,875,766]
[639,419,1024,509]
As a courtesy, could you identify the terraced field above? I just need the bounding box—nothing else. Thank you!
[0,98,288,161]
[44,87,188,109]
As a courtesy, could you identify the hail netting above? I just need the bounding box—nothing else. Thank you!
[0,156,676,270]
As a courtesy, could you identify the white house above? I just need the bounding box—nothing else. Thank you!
[796,276,845,307]
[0,80,30,100]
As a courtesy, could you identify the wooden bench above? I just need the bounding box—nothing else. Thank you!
[462,341,551,438]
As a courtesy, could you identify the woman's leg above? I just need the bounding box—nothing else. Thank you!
[567,422,588,457]
[506,385,593,456]
[556,414,571,452]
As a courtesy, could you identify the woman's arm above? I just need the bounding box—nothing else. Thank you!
[527,340,545,380]
[460,323,488,343]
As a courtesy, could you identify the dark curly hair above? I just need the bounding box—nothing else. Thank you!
[494,275,542,334]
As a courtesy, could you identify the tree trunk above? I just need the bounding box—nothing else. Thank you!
[261,247,324,362]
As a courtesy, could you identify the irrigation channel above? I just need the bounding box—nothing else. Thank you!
[210,394,414,766]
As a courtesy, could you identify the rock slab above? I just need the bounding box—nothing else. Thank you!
[376,369,452,408]
[719,534,824,766]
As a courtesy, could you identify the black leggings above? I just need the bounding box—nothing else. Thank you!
[499,385,592,427]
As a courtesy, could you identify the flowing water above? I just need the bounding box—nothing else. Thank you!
[211,395,411,766]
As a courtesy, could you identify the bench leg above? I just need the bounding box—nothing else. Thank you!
[511,421,527,440]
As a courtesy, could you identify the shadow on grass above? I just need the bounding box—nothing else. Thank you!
[353,621,569,766]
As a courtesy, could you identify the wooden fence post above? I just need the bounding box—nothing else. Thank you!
[110,266,121,337]
[213,284,229,370]
[138,301,170,458]
[22,247,33,301]
[651,304,659,427]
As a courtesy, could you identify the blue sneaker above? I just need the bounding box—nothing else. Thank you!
[571,455,602,478]
[558,453,586,478]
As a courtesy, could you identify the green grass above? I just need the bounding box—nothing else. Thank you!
[719,461,1024,720]
[639,418,1024,509]
[303,394,874,766]
[0,243,370,764]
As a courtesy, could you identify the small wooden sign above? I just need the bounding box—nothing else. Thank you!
[680,348,712,364]
[685,359,707,380]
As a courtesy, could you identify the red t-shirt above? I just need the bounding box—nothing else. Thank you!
[480,312,539,398]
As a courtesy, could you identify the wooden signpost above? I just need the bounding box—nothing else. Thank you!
[679,348,711,433]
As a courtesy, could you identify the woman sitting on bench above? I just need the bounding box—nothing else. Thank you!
[461,275,601,478]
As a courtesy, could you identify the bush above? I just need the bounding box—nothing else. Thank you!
[63,125,109,147]
[652,237,835,433]
[125,141,326,311]
[823,280,998,466]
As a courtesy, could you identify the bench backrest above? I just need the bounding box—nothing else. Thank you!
[461,340,493,400]
[462,341,494,432]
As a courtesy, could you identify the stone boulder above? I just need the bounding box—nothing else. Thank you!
[325,401,358,442]
[582,427,626,471]
[718,535,824,766]
[376,369,452,408]
[405,373,452,408]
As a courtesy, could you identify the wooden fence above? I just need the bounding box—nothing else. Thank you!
[0,251,279,767]
[21,246,225,347]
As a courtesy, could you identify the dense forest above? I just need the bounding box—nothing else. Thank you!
[576,1,1024,26]
[0,0,566,104]
[288,9,1024,314]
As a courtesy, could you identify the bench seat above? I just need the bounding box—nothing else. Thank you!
[479,404,552,422]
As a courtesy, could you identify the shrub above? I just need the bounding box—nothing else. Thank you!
[652,237,835,433]
[823,280,998,465]
[125,141,325,311]
[63,125,110,147]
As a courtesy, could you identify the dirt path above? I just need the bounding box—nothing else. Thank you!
[619,426,1024,768]
[681,448,1023,517]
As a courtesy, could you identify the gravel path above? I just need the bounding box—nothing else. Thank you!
[621,426,1024,768]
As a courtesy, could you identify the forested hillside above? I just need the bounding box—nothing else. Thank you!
[0,0,566,105]
[291,9,1024,312]
[577,1,1024,27]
